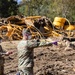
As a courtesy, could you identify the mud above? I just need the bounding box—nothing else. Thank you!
[1,40,75,75]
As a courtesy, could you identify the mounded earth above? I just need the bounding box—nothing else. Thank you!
[1,40,75,75]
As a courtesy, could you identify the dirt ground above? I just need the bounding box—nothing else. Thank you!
[1,39,75,75]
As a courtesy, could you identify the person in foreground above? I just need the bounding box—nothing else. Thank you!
[17,29,58,75]
[0,37,13,75]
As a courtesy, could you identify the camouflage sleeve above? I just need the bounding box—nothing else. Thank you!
[37,39,52,47]
[37,39,58,47]
[0,52,6,55]
[27,39,58,48]
[27,39,51,48]
[27,39,38,48]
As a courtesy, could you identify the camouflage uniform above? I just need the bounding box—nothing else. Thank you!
[0,45,5,75]
[17,39,52,75]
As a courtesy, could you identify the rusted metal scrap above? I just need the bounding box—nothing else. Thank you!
[0,16,44,40]
[0,16,68,40]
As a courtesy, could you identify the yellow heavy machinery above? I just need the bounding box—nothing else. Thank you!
[53,17,66,29]
[0,16,44,40]
[53,17,75,37]
[0,16,75,40]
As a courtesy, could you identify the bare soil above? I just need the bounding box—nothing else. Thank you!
[1,40,75,75]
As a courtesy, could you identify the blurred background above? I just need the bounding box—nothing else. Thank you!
[0,0,75,21]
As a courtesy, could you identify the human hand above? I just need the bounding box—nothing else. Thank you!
[5,51,13,55]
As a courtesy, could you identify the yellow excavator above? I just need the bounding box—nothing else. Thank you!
[53,17,75,37]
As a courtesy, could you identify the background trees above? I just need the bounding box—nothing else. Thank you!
[0,0,75,21]
[18,0,75,21]
[0,0,18,17]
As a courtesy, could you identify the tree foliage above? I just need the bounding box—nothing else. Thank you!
[18,0,75,21]
[0,0,18,17]
[0,0,74,21]
[18,0,51,16]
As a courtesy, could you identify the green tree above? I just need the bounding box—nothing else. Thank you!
[19,0,75,21]
[18,0,51,16]
[48,0,75,21]
[0,0,18,17]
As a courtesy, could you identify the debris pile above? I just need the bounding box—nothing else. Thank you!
[0,15,75,40]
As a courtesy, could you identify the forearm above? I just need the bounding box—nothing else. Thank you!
[27,39,58,48]
[37,40,58,47]
[37,40,52,47]
[0,51,13,55]
[0,52,7,55]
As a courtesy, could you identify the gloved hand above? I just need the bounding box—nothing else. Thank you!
[5,50,13,55]
[52,41,58,45]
